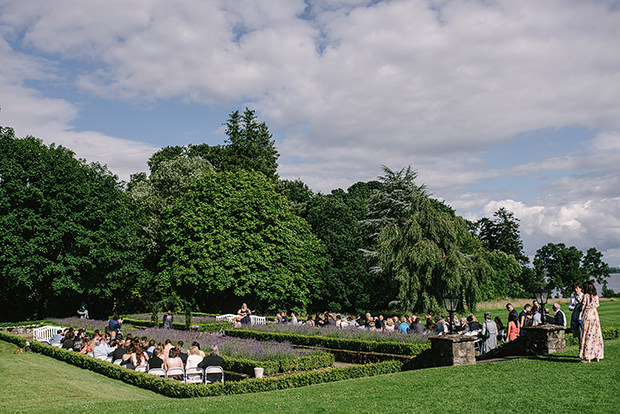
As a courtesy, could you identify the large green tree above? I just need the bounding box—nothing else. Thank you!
[377,195,490,313]
[475,207,528,265]
[0,127,145,320]
[534,243,610,296]
[158,170,325,313]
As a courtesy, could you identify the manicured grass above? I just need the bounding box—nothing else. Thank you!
[472,298,620,327]
[1,339,619,413]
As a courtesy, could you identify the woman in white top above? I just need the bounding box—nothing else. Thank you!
[185,346,203,369]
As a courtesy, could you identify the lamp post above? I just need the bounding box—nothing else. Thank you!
[443,292,460,334]
[533,286,549,325]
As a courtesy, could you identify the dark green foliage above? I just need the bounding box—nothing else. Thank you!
[479,250,525,299]
[158,169,326,313]
[534,243,610,296]
[475,208,528,265]
[304,188,372,312]
[0,127,147,320]
[226,328,431,356]
[121,317,232,332]
[0,331,28,348]
[275,178,314,217]
[377,194,490,313]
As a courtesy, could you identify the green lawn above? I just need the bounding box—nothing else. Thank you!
[1,339,619,413]
[472,298,620,327]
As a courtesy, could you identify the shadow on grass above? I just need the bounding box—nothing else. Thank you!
[529,354,583,363]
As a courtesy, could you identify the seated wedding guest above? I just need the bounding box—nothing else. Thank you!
[506,312,520,342]
[79,339,95,356]
[198,345,226,383]
[50,329,63,344]
[163,339,174,360]
[290,312,298,325]
[186,346,203,369]
[458,317,470,333]
[175,341,188,365]
[112,340,129,361]
[148,347,164,370]
[434,316,446,334]
[192,342,206,358]
[411,316,426,334]
[93,338,113,358]
[164,348,184,376]
[398,317,410,334]
[62,331,75,350]
[425,315,435,330]
[480,312,498,354]
[131,345,149,368]
[385,318,395,331]
[146,339,156,357]
[467,315,482,331]
[553,303,566,327]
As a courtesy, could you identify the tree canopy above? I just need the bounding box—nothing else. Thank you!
[158,169,326,313]
[0,127,145,320]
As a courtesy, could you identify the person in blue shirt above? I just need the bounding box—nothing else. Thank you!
[398,317,410,334]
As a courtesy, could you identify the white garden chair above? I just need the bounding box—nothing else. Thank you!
[185,367,204,384]
[148,368,166,377]
[205,366,224,384]
[135,365,148,372]
[166,367,185,381]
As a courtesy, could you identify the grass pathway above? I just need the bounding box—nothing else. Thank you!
[1,339,619,413]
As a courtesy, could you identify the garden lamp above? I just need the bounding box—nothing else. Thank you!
[443,292,460,334]
[533,286,549,324]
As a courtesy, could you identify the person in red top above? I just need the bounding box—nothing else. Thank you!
[506,311,519,342]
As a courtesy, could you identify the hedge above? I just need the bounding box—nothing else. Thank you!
[222,352,334,376]
[122,318,232,332]
[0,320,47,328]
[226,328,431,356]
[565,326,620,346]
[0,333,400,398]
[0,331,28,348]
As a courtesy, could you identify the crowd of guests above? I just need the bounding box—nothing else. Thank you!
[48,319,225,382]
[256,283,603,358]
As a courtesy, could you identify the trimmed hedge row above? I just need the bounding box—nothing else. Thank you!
[565,326,620,346]
[223,353,334,376]
[0,320,47,328]
[0,333,400,398]
[226,328,431,356]
[0,331,28,347]
[122,318,232,332]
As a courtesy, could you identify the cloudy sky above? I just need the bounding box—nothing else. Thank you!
[1,0,619,266]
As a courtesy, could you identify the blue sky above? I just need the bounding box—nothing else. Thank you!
[1,0,619,267]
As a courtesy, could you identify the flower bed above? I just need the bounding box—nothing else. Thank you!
[226,325,431,356]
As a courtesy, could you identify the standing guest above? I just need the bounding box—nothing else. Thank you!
[494,317,505,343]
[238,303,252,325]
[506,312,519,342]
[553,303,566,328]
[163,310,174,329]
[580,282,604,362]
[532,306,542,326]
[108,314,122,338]
[198,345,226,383]
[506,303,519,325]
[569,283,584,349]
[480,312,498,354]
[519,304,533,334]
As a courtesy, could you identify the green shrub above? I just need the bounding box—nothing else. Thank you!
[0,331,28,348]
[0,320,46,328]
[122,318,232,332]
[566,327,619,346]
[226,329,430,356]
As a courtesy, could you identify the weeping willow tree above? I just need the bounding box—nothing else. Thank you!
[377,195,492,313]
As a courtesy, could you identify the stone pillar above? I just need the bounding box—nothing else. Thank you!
[430,334,477,366]
[522,324,566,355]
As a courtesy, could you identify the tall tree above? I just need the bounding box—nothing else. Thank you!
[535,244,611,297]
[377,195,490,313]
[0,127,145,320]
[158,170,325,313]
[476,207,528,265]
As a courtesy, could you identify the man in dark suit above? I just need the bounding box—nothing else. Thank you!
[198,345,226,383]
[553,303,566,327]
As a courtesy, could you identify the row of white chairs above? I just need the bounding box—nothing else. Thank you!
[142,366,224,384]
[216,314,266,325]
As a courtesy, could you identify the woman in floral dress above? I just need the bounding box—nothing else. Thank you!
[579,281,604,362]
